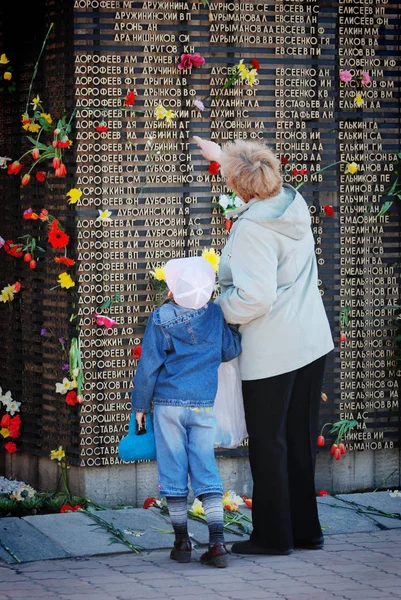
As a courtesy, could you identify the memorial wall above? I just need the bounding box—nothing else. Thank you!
[0,0,400,497]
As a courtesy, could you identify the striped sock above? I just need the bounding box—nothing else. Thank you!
[199,492,225,545]
[165,496,189,541]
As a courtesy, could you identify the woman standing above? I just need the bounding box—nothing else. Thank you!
[193,136,334,555]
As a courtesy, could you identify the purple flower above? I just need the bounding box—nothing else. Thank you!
[40,327,47,336]
[62,363,69,371]
[59,336,66,346]
[0,236,5,250]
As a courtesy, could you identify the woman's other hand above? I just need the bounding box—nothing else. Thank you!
[136,411,146,431]
[192,136,222,163]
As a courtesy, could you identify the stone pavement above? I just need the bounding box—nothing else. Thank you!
[0,492,400,599]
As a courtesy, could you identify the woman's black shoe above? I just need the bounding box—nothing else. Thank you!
[231,540,293,555]
[294,536,324,550]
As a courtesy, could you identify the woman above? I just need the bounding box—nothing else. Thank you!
[193,136,334,555]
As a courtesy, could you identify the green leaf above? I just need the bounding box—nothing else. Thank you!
[377,201,393,217]
[26,136,49,150]
[99,299,112,310]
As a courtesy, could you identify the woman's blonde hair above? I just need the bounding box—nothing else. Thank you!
[219,139,282,202]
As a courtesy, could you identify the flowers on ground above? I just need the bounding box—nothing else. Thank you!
[60,503,82,513]
[191,498,205,516]
[142,497,161,509]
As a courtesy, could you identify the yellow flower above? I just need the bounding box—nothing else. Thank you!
[191,498,205,516]
[31,96,41,109]
[22,123,30,131]
[239,68,250,81]
[3,71,12,81]
[321,392,328,402]
[165,109,175,123]
[150,266,166,281]
[354,93,364,108]
[237,59,247,73]
[246,69,257,85]
[201,248,220,273]
[155,105,167,120]
[40,112,52,124]
[0,285,15,303]
[66,188,82,204]
[0,428,10,439]
[50,446,65,461]
[58,272,75,289]
[28,123,41,133]
[0,54,9,65]
[345,162,359,175]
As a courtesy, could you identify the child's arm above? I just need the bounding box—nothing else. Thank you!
[131,313,170,413]
[221,322,242,363]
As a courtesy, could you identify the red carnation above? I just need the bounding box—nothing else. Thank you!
[125,90,136,106]
[323,204,334,217]
[65,391,79,406]
[208,161,220,175]
[280,156,289,165]
[143,497,157,509]
[250,59,260,70]
[5,442,17,453]
[292,168,300,176]
[318,490,330,497]
[48,220,70,249]
[96,124,108,133]
[36,171,46,182]
[132,346,142,360]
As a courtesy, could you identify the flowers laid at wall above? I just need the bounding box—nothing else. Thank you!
[317,419,358,460]
[94,314,117,328]
[177,52,205,71]
[0,281,21,304]
[0,53,15,93]
[0,387,22,453]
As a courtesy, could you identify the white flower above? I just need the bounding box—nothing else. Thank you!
[31,95,41,110]
[0,389,13,407]
[72,368,80,378]
[193,99,205,112]
[96,209,112,223]
[233,196,244,208]
[0,156,11,168]
[55,378,75,394]
[389,490,401,498]
[223,490,245,506]
[219,194,230,210]
[5,400,21,416]
[12,484,36,502]
[145,135,154,148]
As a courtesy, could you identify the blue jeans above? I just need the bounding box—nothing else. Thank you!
[153,405,223,498]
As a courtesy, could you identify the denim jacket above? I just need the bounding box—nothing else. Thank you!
[131,301,242,412]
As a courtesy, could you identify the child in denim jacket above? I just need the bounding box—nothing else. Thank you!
[132,256,241,568]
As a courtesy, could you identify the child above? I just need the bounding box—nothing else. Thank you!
[131,256,241,568]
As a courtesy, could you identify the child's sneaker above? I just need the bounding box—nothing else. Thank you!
[200,542,229,568]
[170,538,192,563]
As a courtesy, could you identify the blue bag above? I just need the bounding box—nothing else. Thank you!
[118,412,157,462]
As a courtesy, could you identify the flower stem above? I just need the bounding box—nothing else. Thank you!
[25,23,54,116]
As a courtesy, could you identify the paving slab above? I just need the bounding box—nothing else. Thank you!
[23,512,131,558]
[0,517,69,564]
[336,492,401,530]
[317,496,381,534]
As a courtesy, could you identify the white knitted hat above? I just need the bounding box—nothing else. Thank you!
[164,257,215,309]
